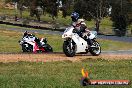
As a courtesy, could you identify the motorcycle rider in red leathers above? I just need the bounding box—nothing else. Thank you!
[71,12,93,47]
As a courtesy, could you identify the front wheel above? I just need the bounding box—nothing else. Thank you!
[63,40,76,57]
[22,43,33,52]
[89,40,101,56]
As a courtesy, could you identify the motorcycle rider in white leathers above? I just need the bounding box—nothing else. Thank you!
[23,31,42,47]
[71,12,93,47]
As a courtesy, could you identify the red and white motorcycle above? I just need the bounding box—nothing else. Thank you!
[62,26,101,57]
[19,32,53,53]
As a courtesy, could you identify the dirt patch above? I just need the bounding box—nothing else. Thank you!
[0,53,132,63]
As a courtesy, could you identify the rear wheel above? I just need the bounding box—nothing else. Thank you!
[63,40,76,57]
[43,44,53,52]
[89,40,101,56]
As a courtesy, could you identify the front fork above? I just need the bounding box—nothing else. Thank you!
[70,39,73,49]
[65,38,74,50]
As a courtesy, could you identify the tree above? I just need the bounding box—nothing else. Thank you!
[44,0,59,19]
[60,0,74,18]
[29,0,41,21]
[110,0,132,36]
[5,0,30,18]
[74,0,110,33]
[5,0,60,21]
[127,0,132,23]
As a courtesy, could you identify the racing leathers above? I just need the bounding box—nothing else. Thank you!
[72,19,93,46]
[23,31,42,47]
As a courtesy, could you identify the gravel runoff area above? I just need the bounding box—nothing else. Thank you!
[0,52,132,63]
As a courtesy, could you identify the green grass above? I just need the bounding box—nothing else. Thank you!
[0,29,21,52]
[0,28,132,53]
[0,8,29,18]
[98,39,132,51]
[0,59,131,88]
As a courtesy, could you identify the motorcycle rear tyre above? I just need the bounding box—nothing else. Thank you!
[44,44,53,52]
[89,41,101,56]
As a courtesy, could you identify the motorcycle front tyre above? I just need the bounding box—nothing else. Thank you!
[63,41,76,57]
[22,44,33,52]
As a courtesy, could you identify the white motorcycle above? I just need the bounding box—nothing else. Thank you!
[62,26,101,57]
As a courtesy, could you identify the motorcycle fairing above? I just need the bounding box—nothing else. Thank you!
[72,33,88,53]
[62,26,74,38]
[62,26,88,53]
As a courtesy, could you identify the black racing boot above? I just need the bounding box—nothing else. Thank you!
[87,38,94,49]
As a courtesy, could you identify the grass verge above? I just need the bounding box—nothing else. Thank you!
[0,59,131,88]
